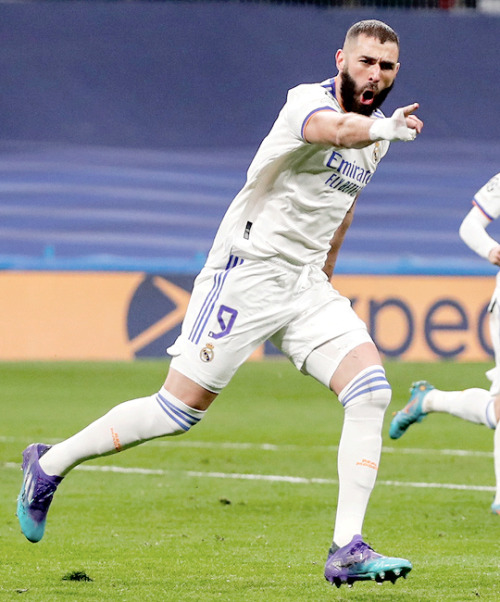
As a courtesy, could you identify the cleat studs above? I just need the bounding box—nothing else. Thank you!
[379,571,385,580]
[394,569,401,576]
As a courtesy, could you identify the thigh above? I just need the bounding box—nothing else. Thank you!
[302,329,374,390]
[329,340,382,395]
[169,257,295,393]
[273,277,369,374]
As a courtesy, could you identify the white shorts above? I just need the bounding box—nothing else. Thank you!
[168,254,370,393]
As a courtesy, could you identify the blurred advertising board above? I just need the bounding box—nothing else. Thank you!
[0,272,493,362]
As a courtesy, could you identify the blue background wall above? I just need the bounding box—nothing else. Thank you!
[1,2,500,275]
[1,2,499,360]
[0,2,498,148]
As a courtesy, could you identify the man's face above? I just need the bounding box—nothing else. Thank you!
[336,34,400,116]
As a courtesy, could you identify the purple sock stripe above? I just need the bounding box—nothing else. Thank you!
[156,391,201,424]
[340,373,388,405]
[188,255,243,345]
[341,367,385,401]
[340,368,388,407]
[343,373,387,403]
[156,392,200,431]
[341,382,391,408]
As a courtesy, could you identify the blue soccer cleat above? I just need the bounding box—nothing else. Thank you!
[17,443,63,543]
[389,380,433,440]
[491,501,500,515]
[324,534,412,588]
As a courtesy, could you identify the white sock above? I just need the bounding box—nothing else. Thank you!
[333,366,391,547]
[39,387,205,477]
[423,388,496,428]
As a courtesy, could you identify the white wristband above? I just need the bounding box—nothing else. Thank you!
[369,108,417,142]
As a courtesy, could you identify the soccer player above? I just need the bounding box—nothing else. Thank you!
[18,20,422,587]
[390,173,500,515]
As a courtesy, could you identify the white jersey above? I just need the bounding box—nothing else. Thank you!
[467,173,500,394]
[205,79,390,270]
[469,172,500,284]
[473,173,500,221]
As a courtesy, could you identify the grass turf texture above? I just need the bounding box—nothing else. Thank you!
[1,360,499,601]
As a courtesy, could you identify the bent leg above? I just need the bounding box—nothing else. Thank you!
[423,387,496,427]
[40,370,215,477]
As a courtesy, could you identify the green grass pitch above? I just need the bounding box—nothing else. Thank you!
[1,360,499,601]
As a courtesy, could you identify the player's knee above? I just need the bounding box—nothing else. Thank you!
[153,387,207,436]
[338,366,391,415]
[369,382,392,414]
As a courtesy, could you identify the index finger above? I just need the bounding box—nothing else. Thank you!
[402,103,419,117]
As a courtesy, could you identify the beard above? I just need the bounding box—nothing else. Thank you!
[339,69,393,116]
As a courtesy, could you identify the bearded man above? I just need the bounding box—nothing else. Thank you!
[18,19,422,589]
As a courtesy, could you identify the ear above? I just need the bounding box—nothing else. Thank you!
[335,48,344,72]
[395,62,400,76]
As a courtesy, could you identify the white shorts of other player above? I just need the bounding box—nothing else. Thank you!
[168,255,371,393]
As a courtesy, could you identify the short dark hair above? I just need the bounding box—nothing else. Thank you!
[345,20,400,49]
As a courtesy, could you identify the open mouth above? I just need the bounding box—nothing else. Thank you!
[360,89,375,105]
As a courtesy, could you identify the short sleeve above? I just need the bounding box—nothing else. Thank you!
[284,84,338,141]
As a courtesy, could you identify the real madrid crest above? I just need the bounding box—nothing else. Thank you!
[372,142,381,164]
[200,343,215,362]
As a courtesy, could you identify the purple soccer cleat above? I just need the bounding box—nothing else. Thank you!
[17,443,63,543]
[324,534,412,588]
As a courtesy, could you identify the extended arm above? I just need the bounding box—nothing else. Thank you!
[322,199,357,279]
[459,205,500,266]
[304,103,423,149]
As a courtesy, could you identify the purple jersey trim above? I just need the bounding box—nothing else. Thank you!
[301,106,336,140]
[188,254,243,345]
[473,198,494,221]
[321,78,336,95]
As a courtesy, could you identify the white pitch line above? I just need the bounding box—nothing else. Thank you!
[0,436,492,458]
[2,462,494,493]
